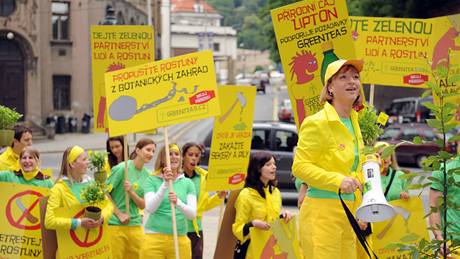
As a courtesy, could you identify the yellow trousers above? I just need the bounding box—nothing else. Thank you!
[299,197,357,259]
[108,225,144,259]
[140,233,191,259]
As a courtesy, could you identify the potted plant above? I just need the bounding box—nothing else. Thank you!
[358,105,385,154]
[88,150,108,184]
[0,105,22,146]
[81,182,106,220]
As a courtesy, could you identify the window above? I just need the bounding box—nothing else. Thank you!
[251,129,270,150]
[52,2,70,40]
[53,75,71,110]
[213,43,220,52]
[274,130,298,151]
[0,0,16,17]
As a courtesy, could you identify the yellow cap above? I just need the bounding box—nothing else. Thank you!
[324,59,364,85]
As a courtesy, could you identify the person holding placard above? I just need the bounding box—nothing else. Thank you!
[292,59,365,258]
[44,145,113,237]
[0,147,53,188]
[141,144,196,259]
[106,138,156,258]
[181,142,226,259]
[232,151,292,259]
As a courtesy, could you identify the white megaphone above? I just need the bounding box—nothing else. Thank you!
[356,154,395,222]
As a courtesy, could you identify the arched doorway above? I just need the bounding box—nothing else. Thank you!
[0,37,25,116]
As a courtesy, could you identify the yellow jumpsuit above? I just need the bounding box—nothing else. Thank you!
[293,102,364,259]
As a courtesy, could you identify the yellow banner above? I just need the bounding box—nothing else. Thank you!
[91,25,155,132]
[250,216,302,259]
[0,182,49,259]
[350,15,460,89]
[371,197,429,258]
[55,205,112,259]
[206,86,256,191]
[271,0,357,128]
[104,50,220,137]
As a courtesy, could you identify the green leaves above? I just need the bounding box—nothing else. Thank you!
[358,106,384,147]
[81,182,106,207]
[0,105,23,130]
[88,150,108,172]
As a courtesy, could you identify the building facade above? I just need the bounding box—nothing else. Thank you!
[0,0,149,128]
[170,0,237,82]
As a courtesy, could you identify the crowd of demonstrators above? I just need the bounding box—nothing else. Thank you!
[106,138,156,258]
[44,146,114,253]
[293,59,366,258]
[0,125,33,171]
[141,144,197,258]
[233,151,292,259]
[182,142,226,259]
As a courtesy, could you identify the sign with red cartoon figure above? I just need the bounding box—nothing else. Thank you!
[0,182,49,258]
[271,0,358,128]
[55,205,112,259]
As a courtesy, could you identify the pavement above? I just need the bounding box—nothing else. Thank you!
[32,121,199,154]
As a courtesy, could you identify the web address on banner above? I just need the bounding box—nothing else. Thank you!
[382,62,425,74]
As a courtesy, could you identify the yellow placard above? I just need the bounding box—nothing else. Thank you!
[377,112,389,126]
[91,25,155,132]
[351,15,460,89]
[104,50,220,137]
[206,86,256,191]
[250,216,302,259]
[371,197,429,258]
[0,182,49,259]
[271,0,357,128]
[55,205,112,259]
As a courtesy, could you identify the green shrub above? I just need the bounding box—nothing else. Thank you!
[0,105,22,130]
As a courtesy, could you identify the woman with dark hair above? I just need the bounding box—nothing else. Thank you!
[232,151,292,258]
[141,144,196,259]
[106,138,156,258]
[0,147,53,188]
[105,136,126,173]
[182,142,226,259]
[45,145,113,238]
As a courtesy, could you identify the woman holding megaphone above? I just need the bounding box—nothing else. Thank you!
[292,59,365,258]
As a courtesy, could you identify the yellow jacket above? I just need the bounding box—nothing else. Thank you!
[0,147,20,171]
[232,187,281,243]
[45,179,113,230]
[292,102,364,193]
[190,167,223,234]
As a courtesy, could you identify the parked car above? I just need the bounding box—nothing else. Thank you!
[378,123,456,168]
[250,71,269,94]
[385,96,433,123]
[278,99,293,123]
[200,121,299,201]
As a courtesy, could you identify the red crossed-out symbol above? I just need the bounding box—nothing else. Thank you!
[69,209,103,247]
[6,190,43,230]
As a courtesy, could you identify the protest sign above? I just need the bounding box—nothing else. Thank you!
[206,86,256,191]
[55,205,111,259]
[271,0,357,128]
[104,50,220,137]
[250,216,302,259]
[371,197,429,258]
[0,182,49,259]
[91,25,154,132]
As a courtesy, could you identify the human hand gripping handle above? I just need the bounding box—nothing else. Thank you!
[340,177,362,193]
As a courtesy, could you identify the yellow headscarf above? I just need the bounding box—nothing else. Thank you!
[169,144,180,153]
[21,167,40,181]
[67,146,85,164]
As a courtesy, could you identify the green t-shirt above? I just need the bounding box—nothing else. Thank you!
[307,117,357,201]
[430,157,460,240]
[144,175,196,235]
[63,178,93,203]
[0,170,53,188]
[106,160,149,226]
[185,172,201,232]
[381,168,407,201]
